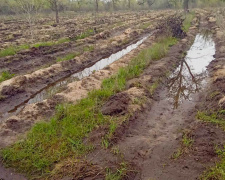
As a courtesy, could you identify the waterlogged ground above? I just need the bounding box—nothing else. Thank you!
[1,9,225,180]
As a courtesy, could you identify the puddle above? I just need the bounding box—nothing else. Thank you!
[168,33,215,108]
[0,34,150,121]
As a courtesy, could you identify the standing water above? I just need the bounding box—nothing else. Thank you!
[168,32,215,108]
[0,34,150,121]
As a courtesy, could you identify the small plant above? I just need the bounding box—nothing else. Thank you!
[83,45,94,52]
[171,149,183,159]
[139,22,151,29]
[105,162,128,180]
[182,133,193,147]
[0,71,15,83]
[71,29,95,41]
[149,81,159,95]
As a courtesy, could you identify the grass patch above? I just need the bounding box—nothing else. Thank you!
[56,52,80,62]
[1,36,177,178]
[197,110,225,179]
[139,22,151,30]
[0,71,15,83]
[0,38,71,58]
[0,44,30,57]
[72,29,95,41]
[197,111,225,130]
[105,162,128,180]
[83,45,94,52]
[182,132,193,147]
[182,12,195,32]
[172,131,193,160]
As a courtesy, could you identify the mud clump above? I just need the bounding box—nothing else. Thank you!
[101,92,131,116]
[1,85,25,97]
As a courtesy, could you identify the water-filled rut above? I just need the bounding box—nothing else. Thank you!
[0,34,150,122]
[117,32,216,180]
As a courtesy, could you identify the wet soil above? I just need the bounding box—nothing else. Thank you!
[1,10,224,180]
[0,163,26,180]
[112,13,224,180]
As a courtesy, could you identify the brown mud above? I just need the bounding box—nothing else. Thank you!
[112,12,225,180]
[80,11,225,180]
[2,10,225,180]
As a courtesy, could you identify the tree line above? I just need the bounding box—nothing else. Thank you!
[0,0,223,23]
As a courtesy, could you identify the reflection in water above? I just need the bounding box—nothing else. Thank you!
[168,33,215,108]
[0,34,150,121]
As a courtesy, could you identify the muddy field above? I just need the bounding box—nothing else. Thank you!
[1,8,225,180]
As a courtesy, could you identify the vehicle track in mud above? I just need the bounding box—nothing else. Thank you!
[112,11,224,180]
[1,10,224,180]
[0,11,175,125]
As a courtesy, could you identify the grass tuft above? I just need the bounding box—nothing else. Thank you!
[182,12,195,32]
[0,71,15,83]
[56,52,80,62]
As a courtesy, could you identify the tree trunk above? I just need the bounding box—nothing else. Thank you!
[128,0,131,9]
[112,0,115,11]
[55,8,59,23]
[54,0,59,23]
[183,0,189,12]
[95,0,99,12]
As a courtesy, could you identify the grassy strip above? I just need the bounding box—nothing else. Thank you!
[74,29,95,41]
[0,28,95,58]
[1,36,177,178]
[0,44,30,58]
[0,71,15,83]
[197,110,225,179]
[0,38,70,58]
[56,52,80,62]
[139,22,151,30]
[182,12,195,32]
[197,111,225,130]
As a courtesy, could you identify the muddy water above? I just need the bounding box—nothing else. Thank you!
[118,32,216,180]
[168,33,215,108]
[0,35,150,122]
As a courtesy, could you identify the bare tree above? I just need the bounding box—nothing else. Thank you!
[14,0,44,39]
[138,0,156,8]
[95,0,99,12]
[48,0,60,23]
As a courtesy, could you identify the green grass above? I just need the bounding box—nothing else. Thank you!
[83,45,94,52]
[197,111,225,130]
[182,133,193,147]
[0,44,30,58]
[1,36,177,178]
[139,22,151,30]
[197,110,225,179]
[172,149,183,159]
[0,71,15,83]
[105,163,128,180]
[0,38,70,58]
[72,29,95,41]
[182,12,195,32]
[56,52,80,62]
[200,144,225,180]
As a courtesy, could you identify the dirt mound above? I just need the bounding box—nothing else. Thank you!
[101,92,131,116]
